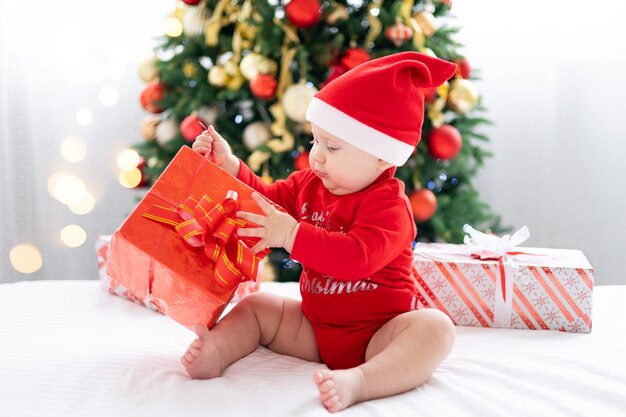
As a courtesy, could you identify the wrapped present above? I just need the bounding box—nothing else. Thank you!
[96,235,259,308]
[96,234,160,312]
[412,226,594,333]
[107,146,271,330]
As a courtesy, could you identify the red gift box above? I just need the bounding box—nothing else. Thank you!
[97,234,261,308]
[96,234,160,311]
[107,146,272,330]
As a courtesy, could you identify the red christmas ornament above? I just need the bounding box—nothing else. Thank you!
[250,74,278,100]
[181,0,201,5]
[286,0,321,28]
[455,57,471,79]
[409,189,437,222]
[422,86,438,104]
[134,157,149,188]
[140,81,165,113]
[340,48,370,71]
[428,125,462,160]
[385,19,413,47]
[322,65,346,88]
[294,151,311,170]
[180,114,207,142]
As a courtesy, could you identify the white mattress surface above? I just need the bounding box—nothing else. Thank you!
[0,280,625,417]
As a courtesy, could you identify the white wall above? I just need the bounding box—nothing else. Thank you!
[0,0,172,283]
[1,0,624,285]
[453,0,626,285]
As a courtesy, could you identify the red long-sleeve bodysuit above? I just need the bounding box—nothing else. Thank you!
[237,163,418,369]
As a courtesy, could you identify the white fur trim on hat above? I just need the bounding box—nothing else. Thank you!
[305,97,414,166]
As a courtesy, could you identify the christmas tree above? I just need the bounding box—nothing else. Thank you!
[130,0,503,281]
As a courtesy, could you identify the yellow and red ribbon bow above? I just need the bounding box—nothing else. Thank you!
[143,190,268,289]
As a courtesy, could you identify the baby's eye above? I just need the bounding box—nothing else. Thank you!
[327,146,339,152]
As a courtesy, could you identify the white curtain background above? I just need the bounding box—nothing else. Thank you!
[1,0,624,285]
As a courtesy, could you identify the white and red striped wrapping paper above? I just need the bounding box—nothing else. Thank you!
[412,243,594,333]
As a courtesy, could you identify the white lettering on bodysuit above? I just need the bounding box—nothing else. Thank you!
[300,271,379,295]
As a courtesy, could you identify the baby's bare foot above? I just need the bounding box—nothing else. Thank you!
[180,325,224,379]
[313,369,368,413]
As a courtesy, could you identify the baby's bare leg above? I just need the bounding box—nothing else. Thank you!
[182,292,320,379]
[314,309,455,412]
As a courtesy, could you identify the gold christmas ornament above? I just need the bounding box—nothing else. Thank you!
[247,150,271,171]
[407,17,426,50]
[447,79,479,114]
[261,173,274,184]
[205,0,229,46]
[326,4,349,25]
[183,61,198,78]
[282,82,318,122]
[365,1,383,48]
[208,65,228,87]
[243,122,273,151]
[240,53,278,80]
[223,59,240,77]
[137,56,158,83]
[413,11,436,37]
[140,115,160,141]
[183,4,210,37]
[225,72,245,90]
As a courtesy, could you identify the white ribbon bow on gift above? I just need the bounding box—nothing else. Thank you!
[463,225,532,328]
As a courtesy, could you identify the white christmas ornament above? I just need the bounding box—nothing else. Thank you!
[282,83,318,122]
[243,122,273,151]
[155,118,179,146]
[197,105,219,126]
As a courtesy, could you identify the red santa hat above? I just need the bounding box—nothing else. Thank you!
[305,52,458,166]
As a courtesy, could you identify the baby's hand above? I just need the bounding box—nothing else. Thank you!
[192,125,240,176]
[237,193,300,254]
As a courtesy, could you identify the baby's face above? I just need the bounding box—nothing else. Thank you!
[309,124,391,195]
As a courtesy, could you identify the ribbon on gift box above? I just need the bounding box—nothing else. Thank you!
[464,225,537,328]
[142,190,268,288]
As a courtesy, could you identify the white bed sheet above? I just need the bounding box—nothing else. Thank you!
[0,280,625,417]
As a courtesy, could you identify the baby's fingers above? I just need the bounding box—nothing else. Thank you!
[237,211,266,226]
[208,125,225,142]
[237,227,265,238]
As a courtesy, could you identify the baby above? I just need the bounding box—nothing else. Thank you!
[182,52,457,412]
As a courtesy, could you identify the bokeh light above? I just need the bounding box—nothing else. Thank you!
[117,149,141,170]
[60,225,87,248]
[49,174,87,205]
[76,108,93,126]
[68,192,95,215]
[119,169,142,188]
[9,243,43,274]
[99,86,119,107]
[60,136,87,163]
[164,17,183,37]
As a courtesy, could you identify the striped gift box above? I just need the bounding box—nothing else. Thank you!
[412,243,594,333]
